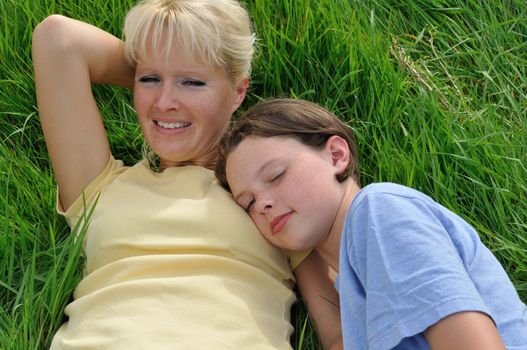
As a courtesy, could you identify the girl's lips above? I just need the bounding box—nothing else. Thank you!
[270,211,293,235]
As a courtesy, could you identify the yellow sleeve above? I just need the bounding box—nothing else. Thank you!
[56,156,125,228]
[286,249,313,270]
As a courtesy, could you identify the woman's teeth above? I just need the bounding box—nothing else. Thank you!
[155,120,190,129]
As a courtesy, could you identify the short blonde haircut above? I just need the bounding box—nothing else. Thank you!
[123,0,255,84]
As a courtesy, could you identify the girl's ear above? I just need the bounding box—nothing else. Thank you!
[325,135,350,175]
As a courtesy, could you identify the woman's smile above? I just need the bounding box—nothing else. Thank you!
[153,119,192,134]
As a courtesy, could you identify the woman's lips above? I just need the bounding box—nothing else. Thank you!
[153,119,191,134]
[270,211,293,235]
[155,120,190,129]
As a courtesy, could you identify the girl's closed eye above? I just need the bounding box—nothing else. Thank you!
[270,170,285,183]
[244,198,255,212]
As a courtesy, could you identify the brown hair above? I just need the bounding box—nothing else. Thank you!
[216,98,360,191]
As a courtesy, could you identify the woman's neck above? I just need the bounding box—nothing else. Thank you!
[159,153,217,172]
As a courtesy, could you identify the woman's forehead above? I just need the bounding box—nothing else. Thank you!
[133,25,221,67]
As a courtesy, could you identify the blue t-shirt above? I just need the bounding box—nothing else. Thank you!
[337,183,527,350]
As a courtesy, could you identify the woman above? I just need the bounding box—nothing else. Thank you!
[32,0,341,349]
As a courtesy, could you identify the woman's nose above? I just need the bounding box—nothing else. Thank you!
[156,83,180,111]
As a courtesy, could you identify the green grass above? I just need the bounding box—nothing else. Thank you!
[1,0,526,348]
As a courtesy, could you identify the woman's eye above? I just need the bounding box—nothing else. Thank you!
[182,79,206,87]
[138,75,160,84]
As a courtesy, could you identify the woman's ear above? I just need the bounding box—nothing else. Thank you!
[230,76,249,113]
[325,135,350,175]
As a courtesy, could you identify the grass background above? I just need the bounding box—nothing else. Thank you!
[1,0,526,348]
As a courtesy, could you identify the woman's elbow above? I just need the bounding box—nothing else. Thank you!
[32,14,75,57]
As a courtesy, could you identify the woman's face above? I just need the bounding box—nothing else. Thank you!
[133,43,247,170]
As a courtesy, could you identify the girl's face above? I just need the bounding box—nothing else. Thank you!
[226,136,348,251]
[133,43,247,170]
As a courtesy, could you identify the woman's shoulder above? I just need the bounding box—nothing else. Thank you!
[58,157,129,221]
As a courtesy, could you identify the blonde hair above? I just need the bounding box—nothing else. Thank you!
[123,0,255,84]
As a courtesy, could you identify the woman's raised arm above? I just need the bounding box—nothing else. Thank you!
[32,15,135,210]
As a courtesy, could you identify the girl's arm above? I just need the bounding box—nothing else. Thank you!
[294,250,343,350]
[424,311,506,350]
[32,15,135,210]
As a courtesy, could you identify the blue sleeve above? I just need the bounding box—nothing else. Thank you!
[346,190,491,350]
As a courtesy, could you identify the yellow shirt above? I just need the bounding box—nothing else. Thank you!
[51,158,302,350]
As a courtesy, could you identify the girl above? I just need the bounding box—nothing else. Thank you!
[216,98,527,350]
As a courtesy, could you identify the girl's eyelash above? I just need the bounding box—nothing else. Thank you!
[245,198,255,212]
[271,170,285,182]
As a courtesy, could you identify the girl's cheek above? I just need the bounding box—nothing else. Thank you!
[255,220,268,237]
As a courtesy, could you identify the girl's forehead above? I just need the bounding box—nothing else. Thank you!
[229,137,294,167]
[239,135,303,151]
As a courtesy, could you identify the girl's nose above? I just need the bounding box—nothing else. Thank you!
[156,83,180,111]
[255,193,273,213]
